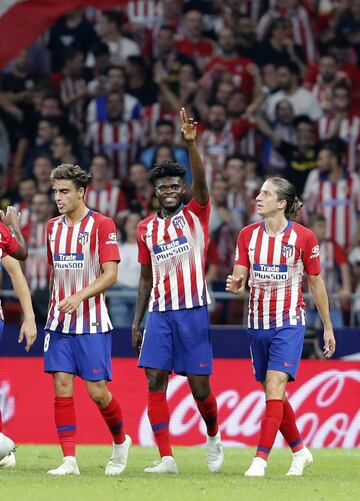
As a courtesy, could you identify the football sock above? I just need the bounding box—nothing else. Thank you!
[99,397,125,444]
[0,409,3,432]
[255,399,284,460]
[54,396,76,457]
[280,399,304,452]
[195,392,219,437]
[147,391,172,457]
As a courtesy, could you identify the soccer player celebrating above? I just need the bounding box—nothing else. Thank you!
[226,177,336,477]
[44,164,131,476]
[132,108,223,474]
[0,207,37,468]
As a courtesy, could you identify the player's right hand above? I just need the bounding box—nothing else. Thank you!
[132,326,143,355]
[225,274,245,295]
[0,206,21,228]
[18,318,37,352]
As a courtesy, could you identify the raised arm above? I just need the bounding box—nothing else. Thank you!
[180,107,209,205]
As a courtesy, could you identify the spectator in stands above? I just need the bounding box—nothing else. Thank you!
[335,0,360,66]
[124,163,159,216]
[125,55,158,106]
[86,65,142,124]
[86,42,111,86]
[87,10,140,67]
[48,8,97,72]
[317,83,360,172]
[109,212,141,327]
[0,164,13,211]
[13,175,37,227]
[51,134,78,166]
[26,117,60,166]
[32,154,54,196]
[23,192,54,323]
[264,62,323,121]
[175,8,216,69]
[225,155,252,230]
[255,113,318,194]
[236,14,259,61]
[140,119,191,182]
[307,214,351,328]
[85,90,141,179]
[304,144,360,251]
[85,153,129,223]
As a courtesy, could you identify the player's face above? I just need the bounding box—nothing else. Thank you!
[256,180,286,217]
[155,176,186,213]
[52,179,84,215]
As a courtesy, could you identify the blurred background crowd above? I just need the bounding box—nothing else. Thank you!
[1,0,360,330]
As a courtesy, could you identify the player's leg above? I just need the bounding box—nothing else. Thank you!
[44,330,79,475]
[143,367,178,473]
[187,374,223,472]
[138,311,178,473]
[0,320,16,465]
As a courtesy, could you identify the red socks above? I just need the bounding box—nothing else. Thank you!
[99,397,125,444]
[280,399,304,452]
[55,397,76,457]
[196,392,219,437]
[148,391,172,457]
[0,409,3,433]
[256,399,283,460]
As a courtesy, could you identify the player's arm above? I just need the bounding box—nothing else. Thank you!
[180,107,209,205]
[226,265,249,296]
[58,261,118,314]
[132,263,153,354]
[308,273,336,358]
[2,255,37,351]
[0,206,28,260]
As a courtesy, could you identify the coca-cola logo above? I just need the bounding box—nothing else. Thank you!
[139,369,360,448]
[0,380,15,424]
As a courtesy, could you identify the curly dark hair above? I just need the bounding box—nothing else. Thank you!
[50,164,91,191]
[148,160,187,185]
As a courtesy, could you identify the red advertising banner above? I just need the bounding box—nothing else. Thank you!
[0,359,359,447]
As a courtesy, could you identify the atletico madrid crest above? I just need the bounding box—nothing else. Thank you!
[281,244,294,258]
[173,215,185,229]
[78,231,89,246]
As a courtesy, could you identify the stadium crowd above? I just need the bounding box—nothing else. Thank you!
[0,0,360,327]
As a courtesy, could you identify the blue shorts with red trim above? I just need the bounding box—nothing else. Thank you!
[248,325,305,382]
[138,306,213,376]
[43,330,112,381]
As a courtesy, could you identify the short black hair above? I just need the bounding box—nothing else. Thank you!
[149,161,187,185]
[276,61,301,78]
[293,114,314,128]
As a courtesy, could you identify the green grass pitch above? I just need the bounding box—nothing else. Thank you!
[0,446,359,501]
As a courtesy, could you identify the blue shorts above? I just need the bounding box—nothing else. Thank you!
[139,306,213,376]
[0,320,4,341]
[43,330,112,381]
[248,326,305,382]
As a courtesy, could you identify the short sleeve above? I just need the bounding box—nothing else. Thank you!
[303,229,321,275]
[137,222,151,264]
[186,198,210,226]
[234,228,250,268]
[98,218,121,263]
[0,222,19,256]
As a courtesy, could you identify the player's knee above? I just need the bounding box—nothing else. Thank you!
[53,375,73,396]
[265,380,283,400]
[146,373,167,392]
[87,385,110,407]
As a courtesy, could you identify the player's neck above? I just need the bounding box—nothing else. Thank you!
[160,205,183,219]
[264,215,289,236]
[64,204,89,226]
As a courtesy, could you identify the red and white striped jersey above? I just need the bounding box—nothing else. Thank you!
[23,220,50,291]
[317,113,360,171]
[46,210,120,334]
[310,72,351,112]
[288,6,317,65]
[197,127,236,185]
[85,183,129,220]
[137,198,211,312]
[0,222,20,320]
[305,171,360,249]
[235,221,321,329]
[85,120,141,179]
[126,0,162,27]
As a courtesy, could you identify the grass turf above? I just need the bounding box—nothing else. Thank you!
[0,446,359,501]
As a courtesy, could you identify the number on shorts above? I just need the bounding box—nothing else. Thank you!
[44,332,50,352]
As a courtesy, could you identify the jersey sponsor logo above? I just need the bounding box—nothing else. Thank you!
[310,244,320,259]
[78,231,89,246]
[53,253,84,269]
[105,232,118,245]
[173,215,185,229]
[252,263,288,281]
[282,244,294,258]
[108,232,117,240]
[153,236,190,262]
